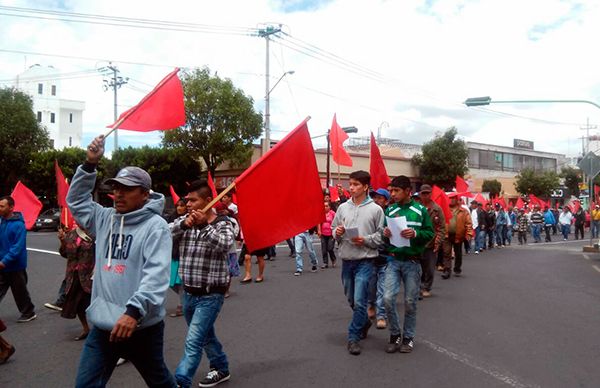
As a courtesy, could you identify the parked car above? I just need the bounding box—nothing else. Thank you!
[33,208,61,231]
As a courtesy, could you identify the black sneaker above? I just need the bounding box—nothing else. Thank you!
[441,271,450,279]
[385,335,401,353]
[198,369,230,387]
[311,266,318,272]
[399,337,414,353]
[17,313,36,323]
[359,319,372,340]
[347,341,361,355]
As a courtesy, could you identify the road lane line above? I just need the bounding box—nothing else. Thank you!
[583,254,590,260]
[421,339,539,388]
[593,265,600,273]
[27,248,60,256]
[527,240,585,246]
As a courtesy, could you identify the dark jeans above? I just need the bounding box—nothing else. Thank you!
[55,278,67,306]
[443,235,463,274]
[575,224,584,240]
[420,248,436,291]
[0,270,35,316]
[487,228,495,248]
[518,231,527,244]
[286,238,295,254]
[544,225,553,242]
[320,235,336,265]
[75,321,176,388]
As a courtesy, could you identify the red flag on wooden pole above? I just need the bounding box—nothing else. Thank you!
[369,132,391,190]
[11,181,42,230]
[432,185,451,224]
[169,185,180,205]
[54,161,74,229]
[106,68,186,133]
[329,114,353,167]
[456,175,469,193]
[207,172,218,199]
[235,117,324,251]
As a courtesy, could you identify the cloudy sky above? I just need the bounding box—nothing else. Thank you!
[1,0,599,158]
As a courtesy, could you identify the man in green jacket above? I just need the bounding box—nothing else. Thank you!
[382,176,434,354]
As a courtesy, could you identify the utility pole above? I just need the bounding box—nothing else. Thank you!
[258,25,281,155]
[100,63,128,151]
[581,117,598,244]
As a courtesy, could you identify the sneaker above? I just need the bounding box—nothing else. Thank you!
[294,271,302,276]
[453,271,461,277]
[376,319,387,329]
[311,266,318,272]
[474,250,479,254]
[441,271,450,279]
[116,358,128,366]
[44,302,63,312]
[198,369,230,387]
[385,335,401,353]
[359,319,372,340]
[421,290,432,298]
[321,264,328,269]
[347,341,361,355]
[16,313,36,323]
[400,337,414,353]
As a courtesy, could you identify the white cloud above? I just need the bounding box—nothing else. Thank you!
[1,0,599,158]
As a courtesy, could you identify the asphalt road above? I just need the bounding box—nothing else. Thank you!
[1,231,600,387]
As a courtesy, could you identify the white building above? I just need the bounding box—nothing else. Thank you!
[14,64,85,149]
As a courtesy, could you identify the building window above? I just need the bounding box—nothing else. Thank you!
[38,83,43,94]
[37,111,42,122]
[50,113,55,123]
[69,113,73,123]
[69,136,72,147]
[51,85,56,96]
[503,153,514,171]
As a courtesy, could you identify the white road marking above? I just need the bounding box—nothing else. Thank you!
[583,254,590,260]
[592,265,600,273]
[527,240,585,246]
[422,339,539,388]
[27,248,60,256]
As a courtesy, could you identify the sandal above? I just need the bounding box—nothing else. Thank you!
[74,332,89,341]
[254,278,264,283]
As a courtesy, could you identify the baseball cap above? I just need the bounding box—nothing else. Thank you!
[105,166,152,190]
[370,188,390,200]
[420,184,432,193]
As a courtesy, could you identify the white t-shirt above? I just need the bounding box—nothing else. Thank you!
[228,203,238,215]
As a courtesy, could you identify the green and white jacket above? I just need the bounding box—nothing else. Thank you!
[384,199,434,259]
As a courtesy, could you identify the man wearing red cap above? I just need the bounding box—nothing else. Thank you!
[442,193,473,279]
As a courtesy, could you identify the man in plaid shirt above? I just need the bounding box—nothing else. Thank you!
[171,180,234,388]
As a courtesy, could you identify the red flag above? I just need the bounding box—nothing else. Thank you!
[328,186,340,202]
[456,175,469,193]
[432,185,451,224]
[329,114,353,166]
[107,68,185,131]
[516,197,524,209]
[369,132,391,190]
[473,193,488,207]
[232,192,238,204]
[11,181,42,230]
[235,118,324,251]
[169,185,180,205]
[54,161,74,229]
[207,172,218,199]
[529,194,542,208]
[498,197,508,210]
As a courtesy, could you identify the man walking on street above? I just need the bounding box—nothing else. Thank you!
[530,205,544,243]
[543,206,556,242]
[592,204,600,239]
[442,193,473,279]
[484,203,496,249]
[293,230,319,275]
[418,185,445,298]
[0,196,36,323]
[332,170,384,356]
[382,176,433,354]
[171,180,235,388]
[69,135,176,387]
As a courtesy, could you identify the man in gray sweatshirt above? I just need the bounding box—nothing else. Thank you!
[332,170,384,355]
[69,135,176,388]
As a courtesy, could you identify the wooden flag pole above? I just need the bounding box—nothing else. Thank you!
[201,181,236,212]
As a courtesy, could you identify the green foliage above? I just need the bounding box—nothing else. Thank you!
[0,87,51,194]
[162,67,263,175]
[108,146,202,195]
[411,127,469,190]
[560,166,580,197]
[482,179,502,197]
[514,168,560,197]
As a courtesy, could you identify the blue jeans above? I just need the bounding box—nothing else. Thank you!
[341,258,373,342]
[561,224,570,239]
[367,259,387,320]
[593,220,600,238]
[175,293,229,388]
[495,225,506,246]
[383,259,421,339]
[75,321,176,388]
[294,232,317,272]
[506,227,513,244]
[532,224,542,242]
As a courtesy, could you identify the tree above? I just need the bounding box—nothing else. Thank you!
[0,87,51,194]
[514,168,560,197]
[412,127,469,190]
[162,67,263,176]
[108,146,202,195]
[561,166,580,197]
[482,179,502,197]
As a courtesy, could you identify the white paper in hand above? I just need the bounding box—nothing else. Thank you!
[345,226,359,239]
[386,216,410,248]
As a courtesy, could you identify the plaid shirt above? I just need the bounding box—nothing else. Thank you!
[171,215,234,288]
